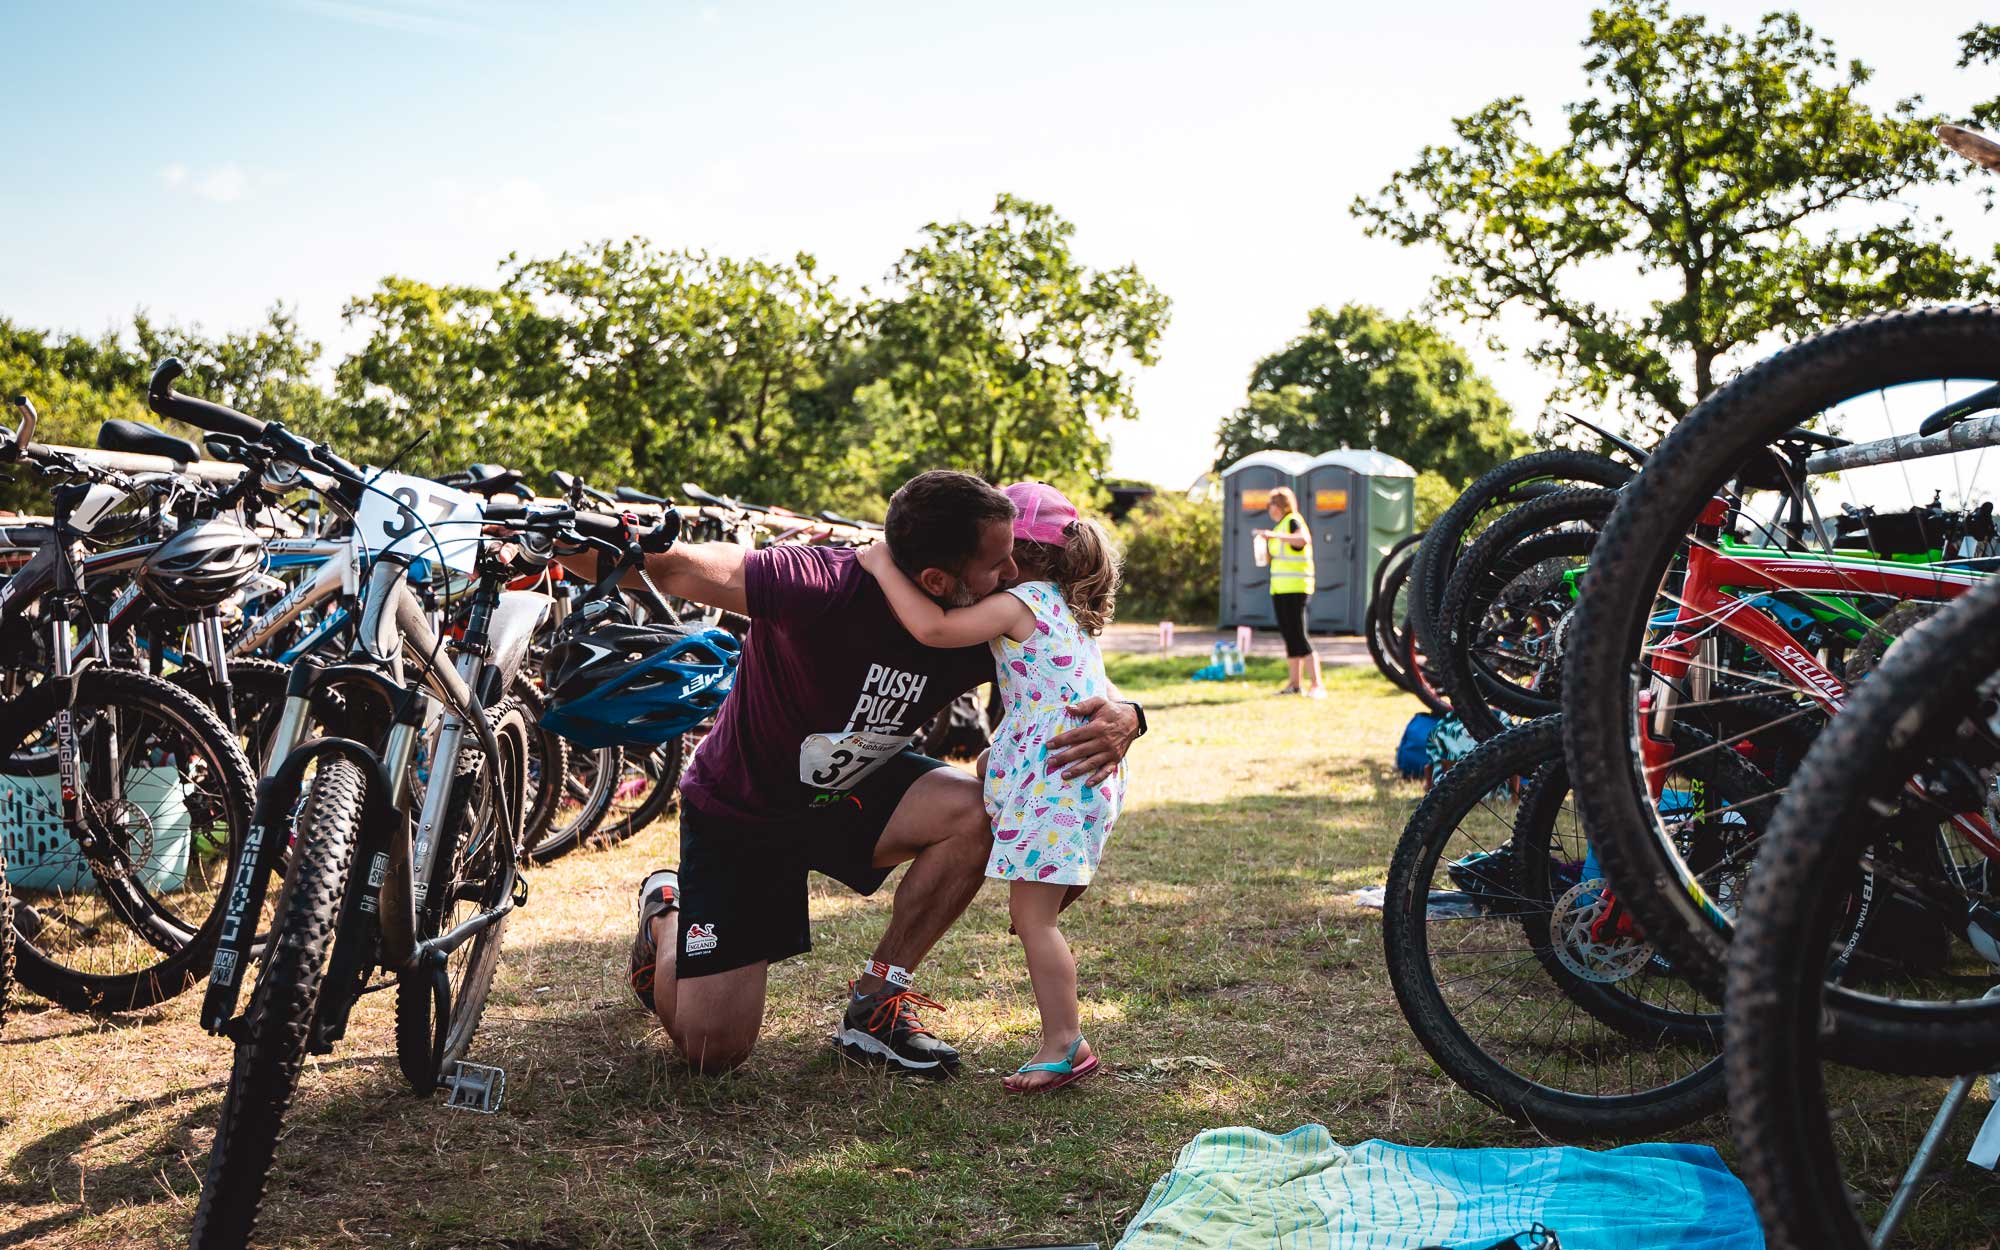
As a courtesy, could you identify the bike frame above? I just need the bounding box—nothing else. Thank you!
[201,549,549,1041]
[1642,496,2000,858]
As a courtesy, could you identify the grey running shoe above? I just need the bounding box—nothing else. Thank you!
[832,984,961,1077]
[629,869,678,1013]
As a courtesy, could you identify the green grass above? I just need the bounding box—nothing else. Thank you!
[1,660,1995,1247]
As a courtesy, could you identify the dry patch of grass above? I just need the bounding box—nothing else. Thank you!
[5,657,1995,1247]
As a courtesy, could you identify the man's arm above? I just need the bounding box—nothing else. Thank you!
[560,542,751,618]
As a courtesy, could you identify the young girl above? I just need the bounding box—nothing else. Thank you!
[856,481,1124,1093]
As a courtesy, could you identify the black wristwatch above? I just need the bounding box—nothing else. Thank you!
[1122,700,1148,737]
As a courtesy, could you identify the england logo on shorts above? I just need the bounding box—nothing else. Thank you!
[686,923,719,955]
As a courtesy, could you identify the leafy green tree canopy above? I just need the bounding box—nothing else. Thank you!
[1213,304,1530,486]
[862,194,1171,499]
[1355,0,1994,434]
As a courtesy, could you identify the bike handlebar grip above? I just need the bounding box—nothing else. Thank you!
[641,509,681,553]
[481,500,527,522]
[147,358,267,439]
[311,445,363,481]
[570,509,625,543]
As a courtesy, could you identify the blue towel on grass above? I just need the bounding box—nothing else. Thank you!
[1115,1126,1761,1250]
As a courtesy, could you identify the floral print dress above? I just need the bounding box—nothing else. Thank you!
[984,580,1124,886]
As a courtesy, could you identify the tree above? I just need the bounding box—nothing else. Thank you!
[1354,1,1994,436]
[1115,492,1220,624]
[338,243,879,508]
[862,194,1170,500]
[136,304,338,437]
[1212,304,1531,485]
[1963,23,2000,129]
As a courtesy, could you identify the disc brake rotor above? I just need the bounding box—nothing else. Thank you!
[1550,878,1656,983]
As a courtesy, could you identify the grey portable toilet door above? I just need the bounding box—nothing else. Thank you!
[1226,466,1289,626]
[1306,467,1357,630]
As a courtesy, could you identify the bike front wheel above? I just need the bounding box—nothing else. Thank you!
[191,756,363,1250]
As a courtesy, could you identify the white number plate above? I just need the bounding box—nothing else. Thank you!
[799,730,912,791]
[354,470,485,573]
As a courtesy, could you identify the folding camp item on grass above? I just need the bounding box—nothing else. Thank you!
[1,764,193,893]
[1115,1126,1759,1250]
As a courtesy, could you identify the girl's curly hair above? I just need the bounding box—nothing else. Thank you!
[1013,515,1121,635]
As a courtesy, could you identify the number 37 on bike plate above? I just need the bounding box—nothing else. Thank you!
[800,730,911,791]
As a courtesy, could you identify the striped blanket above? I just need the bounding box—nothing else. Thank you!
[1116,1127,1761,1250]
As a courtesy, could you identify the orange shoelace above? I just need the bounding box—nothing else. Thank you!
[861,988,946,1036]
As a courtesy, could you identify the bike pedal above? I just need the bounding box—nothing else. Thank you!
[442,1060,506,1114]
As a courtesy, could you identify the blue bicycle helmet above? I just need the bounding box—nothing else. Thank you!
[539,620,740,749]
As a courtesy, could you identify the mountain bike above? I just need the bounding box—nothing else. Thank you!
[154,358,680,1250]
[0,397,259,1012]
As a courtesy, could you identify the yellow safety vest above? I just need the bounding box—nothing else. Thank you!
[1268,512,1314,595]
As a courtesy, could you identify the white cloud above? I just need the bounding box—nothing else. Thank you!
[195,163,248,204]
[289,0,479,36]
[159,162,249,204]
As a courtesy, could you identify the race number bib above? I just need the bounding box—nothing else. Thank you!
[354,470,485,573]
[799,730,912,791]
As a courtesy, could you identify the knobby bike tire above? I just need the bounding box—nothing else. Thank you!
[1726,581,2000,1250]
[1438,489,1616,739]
[395,700,531,1092]
[1368,534,1424,692]
[6,668,257,1013]
[1409,450,1632,672]
[1730,575,2000,1074]
[505,677,568,856]
[1564,305,2000,1023]
[167,656,291,770]
[1381,717,1725,1137]
[1377,555,1446,712]
[594,735,686,846]
[1511,753,1721,1050]
[190,756,364,1250]
[525,744,620,865]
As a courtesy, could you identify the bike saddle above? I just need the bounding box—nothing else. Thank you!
[615,485,667,506]
[97,418,200,463]
[1918,381,2000,438]
[457,464,529,498]
[680,482,738,509]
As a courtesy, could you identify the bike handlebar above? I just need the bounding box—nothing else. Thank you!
[148,358,267,440]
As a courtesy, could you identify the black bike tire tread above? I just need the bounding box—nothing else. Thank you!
[1727,580,2000,1250]
[190,756,364,1250]
[1565,304,2000,1029]
[1381,716,1725,1138]
[1409,450,1632,666]
[8,668,258,1013]
[1438,489,1616,737]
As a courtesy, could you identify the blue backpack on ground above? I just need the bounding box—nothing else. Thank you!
[1396,713,1440,780]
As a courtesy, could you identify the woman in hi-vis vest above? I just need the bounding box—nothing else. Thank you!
[1253,486,1326,698]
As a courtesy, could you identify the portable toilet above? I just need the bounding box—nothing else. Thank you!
[1300,449,1418,633]
[1218,450,1314,628]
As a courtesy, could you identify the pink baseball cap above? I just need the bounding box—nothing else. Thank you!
[1003,481,1078,545]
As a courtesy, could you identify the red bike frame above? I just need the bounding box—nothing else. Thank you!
[1641,497,2000,857]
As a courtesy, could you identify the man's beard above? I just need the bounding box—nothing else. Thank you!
[939,579,978,609]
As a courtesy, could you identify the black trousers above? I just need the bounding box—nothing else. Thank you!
[1272,592,1312,658]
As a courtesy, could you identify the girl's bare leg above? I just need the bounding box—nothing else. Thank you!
[1003,879,1092,1091]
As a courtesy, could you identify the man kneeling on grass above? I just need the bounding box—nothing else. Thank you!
[575,470,1143,1076]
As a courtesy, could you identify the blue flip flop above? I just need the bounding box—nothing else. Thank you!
[1004,1036,1100,1093]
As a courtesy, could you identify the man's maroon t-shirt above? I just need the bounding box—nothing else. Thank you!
[678,544,995,824]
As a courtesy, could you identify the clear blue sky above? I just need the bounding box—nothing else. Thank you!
[4,1,1996,487]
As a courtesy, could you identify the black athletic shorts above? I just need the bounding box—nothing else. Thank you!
[1272,591,1313,658]
[674,750,949,978]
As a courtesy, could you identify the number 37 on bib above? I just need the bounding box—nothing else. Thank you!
[799,730,911,791]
